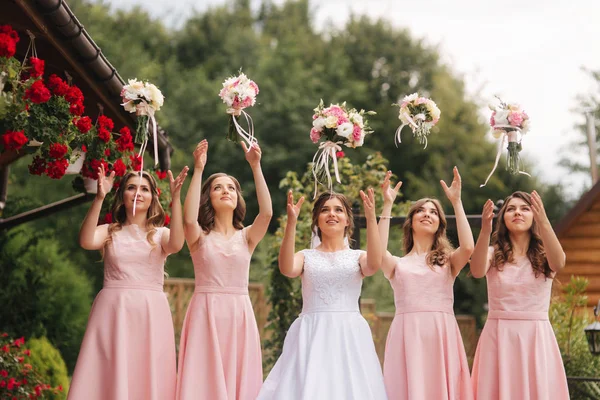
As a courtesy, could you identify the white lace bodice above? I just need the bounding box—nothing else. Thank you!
[300,249,363,313]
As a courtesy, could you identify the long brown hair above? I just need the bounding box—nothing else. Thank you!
[403,198,454,269]
[311,192,354,242]
[198,173,246,233]
[491,191,551,278]
[106,171,165,247]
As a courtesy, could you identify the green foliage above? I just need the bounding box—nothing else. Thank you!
[0,225,93,373]
[27,337,69,399]
[550,276,600,398]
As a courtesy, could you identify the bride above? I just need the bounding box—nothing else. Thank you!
[257,190,388,400]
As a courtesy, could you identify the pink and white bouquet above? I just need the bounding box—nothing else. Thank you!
[219,72,259,145]
[481,97,530,186]
[120,78,164,166]
[394,93,440,148]
[310,100,375,196]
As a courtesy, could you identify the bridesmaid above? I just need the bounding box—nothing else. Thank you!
[177,139,272,400]
[470,191,569,399]
[379,167,474,400]
[68,165,188,400]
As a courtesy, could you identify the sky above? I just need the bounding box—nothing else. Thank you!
[104,0,600,199]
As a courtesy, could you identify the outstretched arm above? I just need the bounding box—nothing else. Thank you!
[161,167,189,254]
[278,190,305,278]
[243,142,273,252]
[378,170,403,278]
[441,167,475,276]
[470,199,494,278]
[359,188,382,276]
[79,164,114,250]
[531,190,566,272]
[183,140,207,250]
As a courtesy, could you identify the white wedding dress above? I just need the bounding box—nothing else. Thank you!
[257,249,388,400]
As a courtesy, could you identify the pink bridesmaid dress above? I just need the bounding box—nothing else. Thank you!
[384,253,473,400]
[471,248,569,399]
[176,228,262,400]
[68,225,177,400]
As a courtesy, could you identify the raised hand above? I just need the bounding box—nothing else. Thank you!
[286,190,305,223]
[169,166,189,197]
[360,187,377,218]
[381,170,403,205]
[193,140,208,170]
[481,199,495,232]
[530,190,550,225]
[242,141,261,167]
[441,166,462,205]
[96,163,115,200]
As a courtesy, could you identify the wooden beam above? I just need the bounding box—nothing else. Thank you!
[0,192,94,230]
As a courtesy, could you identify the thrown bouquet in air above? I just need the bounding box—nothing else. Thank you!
[481,97,531,187]
[218,72,259,146]
[394,93,440,149]
[310,100,375,197]
[120,78,164,168]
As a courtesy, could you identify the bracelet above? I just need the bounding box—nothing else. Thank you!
[379,215,392,219]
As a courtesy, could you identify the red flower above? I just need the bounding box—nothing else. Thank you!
[164,214,171,226]
[75,116,92,133]
[129,154,142,171]
[97,115,114,131]
[21,378,27,385]
[103,213,113,225]
[7,377,16,390]
[1,345,9,352]
[23,349,30,356]
[46,158,69,179]
[23,364,32,370]
[24,80,51,104]
[48,143,68,159]
[116,127,134,152]
[13,337,25,347]
[112,158,126,177]
[0,34,16,58]
[69,101,84,116]
[81,145,87,152]
[156,170,167,180]
[0,370,7,377]
[98,128,111,143]
[2,130,28,151]
[22,57,44,79]
[47,74,69,96]
[16,356,24,363]
[336,151,345,159]
[65,86,83,105]
[1,333,7,337]
[0,380,5,388]
[34,385,42,396]
[104,148,111,156]
[156,187,161,196]
[58,385,63,391]
[83,159,108,180]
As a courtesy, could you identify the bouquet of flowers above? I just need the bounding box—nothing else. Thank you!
[393,93,440,148]
[480,97,530,186]
[310,100,375,196]
[120,79,163,167]
[218,72,259,146]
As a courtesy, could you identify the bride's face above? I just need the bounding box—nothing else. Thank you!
[317,198,350,237]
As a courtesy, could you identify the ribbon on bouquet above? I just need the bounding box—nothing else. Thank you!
[132,109,159,216]
[227,108,258,148]
[480,126,530,188]
[395,112,428,149]
[312,140,342,199]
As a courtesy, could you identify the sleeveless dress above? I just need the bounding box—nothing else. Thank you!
[383,253,473,400]
[68,225,176,400]
[257,248,388,400]
[471,248,569,399]
[176,228,262,400]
